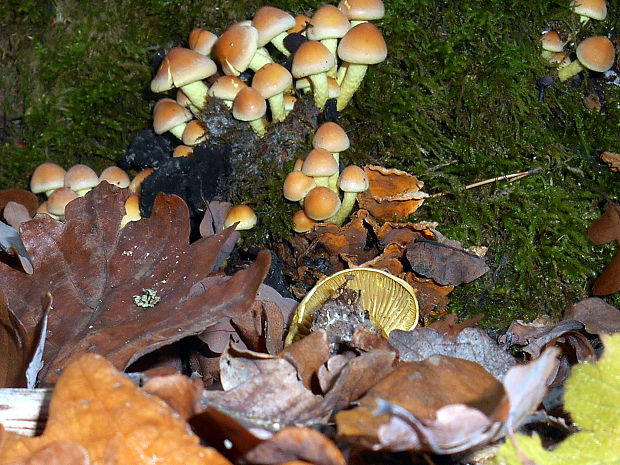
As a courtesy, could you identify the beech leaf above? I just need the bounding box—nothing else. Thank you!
[0,183,270,383]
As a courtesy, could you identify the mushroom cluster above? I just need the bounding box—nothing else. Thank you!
[540,0,615,81]
[149,0,387,141]
[282,121,369,232]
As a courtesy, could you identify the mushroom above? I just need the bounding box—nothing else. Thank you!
[129,168,154,194]
[252,6,296,56]
[98,166,130,188]
[338,0,385,26]
[283,170,317,203]
[214,23,272,76]
[232,87,268,136]
[307,5,350,77]
[64,164,99,197]
[182,120,207,146]
[153,98,193,141]
[30,162,66,197]
[47,187,78,220]
[302,148,340,189]
[289,14,312,35]
[540,31,565,59]
[303,186,341,221]
[558,36,615,82]
[224,205,257,230]
[327,165,369,225]
[173,145,194,157]
[150,47,217,110]
[120,193,141,229]
[176,89,199,116]
[284,94,297,117]
[188,28,218,56]
[313,121,350,190]
[292,209,317,233]
[337,22,387,111]
[292,40,336,109]
[252,63,293,123]
[208,75,248,109]
[37,201,60,220]
[571,0,607,23]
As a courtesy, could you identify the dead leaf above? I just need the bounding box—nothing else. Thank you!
[428,313,486,338]
[593,251,620,295]
[0,189,38,221]
[406,238,490,286]
[142,373,203,420]
[389,327,516,380]
[0,353,233,465]
[279,330,330,390]
[357,166,428,221]
[3,202,32,230]
[10,441,90,465]
[200,201,233,237]
[0,182,270,384]
[588,201,620,244]
[402,273,453,322]
[564,297,620,334]
[601,151,620,172]
[0,221,33,274]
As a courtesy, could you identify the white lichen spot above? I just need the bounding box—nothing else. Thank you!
[133,289,160,308]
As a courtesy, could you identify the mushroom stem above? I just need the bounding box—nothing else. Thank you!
[327,152,340,191]
[271,32,291,56]
[249,48,273,71]
[321,38,339,77]
[268,93,286,123]
[557,59,585,82]
[180,81,209,110]
[309,72,329,109]
[169,123,187,141]
[337,63,368,110]
[336,62,348,85]
[249,118,267,136]
[327,191,357,225]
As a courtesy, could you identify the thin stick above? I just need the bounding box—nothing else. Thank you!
[428,166,543,198]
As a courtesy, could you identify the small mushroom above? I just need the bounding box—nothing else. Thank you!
[224,205,257,230]
[64,164,99,197]
[30,162,66,197]
[327,165,369,225]
[292,40,336,109]
[558,36,615,82]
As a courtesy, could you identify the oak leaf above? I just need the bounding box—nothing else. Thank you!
[0,182,270,384]
[0,353,233,465]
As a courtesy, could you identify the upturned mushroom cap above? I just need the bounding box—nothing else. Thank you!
[292,209,317,233]
[232,87,267,122]
[541,30,565,52]
[337,22,387,65]
[224,204,258,230]
[571,0,607,21]
[283,171,316,201]
[150,47,217,93]
[30,162,66,195]
[302,148,339,178]
[338,165,369,192]
[98,166,130,188]
[338,0,385,21]
[64,164,99,194]
[47,187,78,217]
[313,122,350,153]
[291,40,336,78]
[252,6,296,47]
[214,23,259,76]
[252,63,293,99]
[303,186,341,220]
[307,5,350,41]
[153,98,193,134]
[576,36,615,72]
[208,75,248,101]
[188,28,218,55]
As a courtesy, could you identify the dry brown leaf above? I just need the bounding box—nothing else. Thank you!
[0,189,38,221]
[0,182,270,383]
[357,165,428,221]
[9,441,89,465]
[428,313,485,338]
[280,330,330,390]
[588,202,620,295]
[593,252,620,296]
[3,202,32,230]
[601,152,620,172]
[0,353,233,465]
[402,273,453,322]
[564,297,620,334]
[142,373,203,420]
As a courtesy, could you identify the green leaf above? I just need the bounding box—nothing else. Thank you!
[495,333,620,465]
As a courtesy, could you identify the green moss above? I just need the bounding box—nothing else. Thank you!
[1,0,619,328]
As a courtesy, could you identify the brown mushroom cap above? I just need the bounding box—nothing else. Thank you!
[182,120,207,146]
[232,87,267,122]
[283,171,317,201]
[47,187,78,217]
[188,28,218,55]
[303,186,341,220]
[153,98,193,135]
[224,204,258,230]
[327,77,341,98]
[252,63,293,99]
[576,36,615,72]
[173,145,194,158]
[302,148,339,178]
[338,0,385,21]
[541,30,565,52]
[64,164,99,194]
[292,40,336,78]
[289,14,312,34]
[307,5,350,41]
[313,122,350,153]
[151,47,217,93]
[571,0,607,21]
[129,168,154,194]
[214,24,259,76]
[292,209,317,233]
[30,162,66,195]
[337,22,387,65]
[208,75,248,101]
[99,166,130,188]
[338,165,369,192]
[252,6,296,47]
